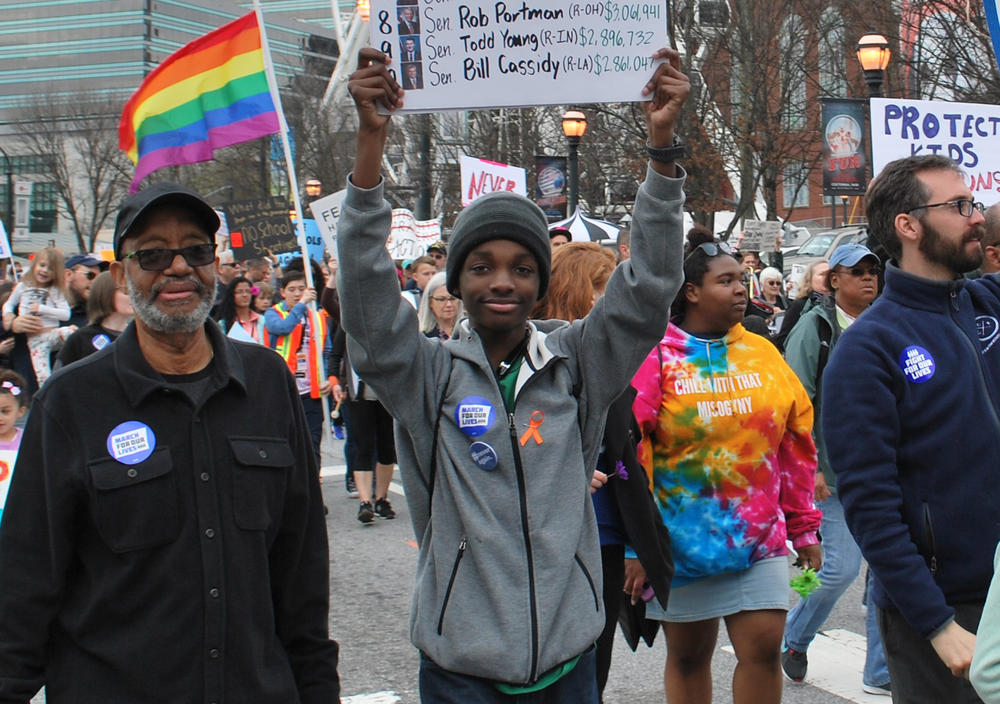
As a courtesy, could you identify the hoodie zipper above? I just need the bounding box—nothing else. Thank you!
[508,411,540,683]
[922,504,938,576]
[436,538,467,634]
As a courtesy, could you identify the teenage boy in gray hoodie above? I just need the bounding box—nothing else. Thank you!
[339,47,689,702]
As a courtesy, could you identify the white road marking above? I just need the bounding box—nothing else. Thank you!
[343,692,401,704]
[722,628,889,703]
[321,464,406,497]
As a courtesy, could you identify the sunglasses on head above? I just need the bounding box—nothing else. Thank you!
[122,243,217,272]
[685,241,735,263]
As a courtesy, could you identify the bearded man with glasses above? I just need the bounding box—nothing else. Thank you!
[63,253,102,327]
[821,154,999,703]
[0,182,340,702]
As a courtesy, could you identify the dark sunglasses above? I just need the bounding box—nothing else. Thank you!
[685,241,734,262]
[841,265,881,277]
[74,269,98,280]
[122,243,217,272]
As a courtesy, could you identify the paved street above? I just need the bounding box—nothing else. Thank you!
[320,433,887,704]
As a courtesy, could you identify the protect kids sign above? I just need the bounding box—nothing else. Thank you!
[871,97,1000,205]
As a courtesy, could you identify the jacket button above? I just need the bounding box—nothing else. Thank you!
[258,448,268,459]
[208,648,220,659]
[205,528,215,539]
[200,472,210,482]
[209,588,220,598]
[127,468,138,478]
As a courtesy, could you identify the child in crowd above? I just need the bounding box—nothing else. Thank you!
[1,249,76,385]
[253,281,275,313]
[0,370,28,526]
[338,47,689,701]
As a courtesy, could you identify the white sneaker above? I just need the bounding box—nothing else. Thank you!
[862,682,891,696]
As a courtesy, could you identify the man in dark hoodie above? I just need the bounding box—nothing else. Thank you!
[822,155,996,702]
[338,47,689,701]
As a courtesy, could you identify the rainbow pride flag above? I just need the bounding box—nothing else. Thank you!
[119,12,280,192]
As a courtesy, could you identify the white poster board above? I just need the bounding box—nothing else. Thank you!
[460,154,527,205]
[386,209,442,259]
[370,0,669,112]
[309,189,348,257]
[871,97,1000,205]
[741,220,781,252]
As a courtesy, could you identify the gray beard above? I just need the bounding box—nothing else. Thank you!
[126,271,214,334]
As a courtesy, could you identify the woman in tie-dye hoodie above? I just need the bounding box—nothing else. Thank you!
[631,242,822,704]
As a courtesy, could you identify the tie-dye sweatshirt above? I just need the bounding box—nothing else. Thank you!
[631,323,821,585]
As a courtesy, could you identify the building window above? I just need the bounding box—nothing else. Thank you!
[779,15,807,130]
[817,8,846,96]
[783,161,810,209]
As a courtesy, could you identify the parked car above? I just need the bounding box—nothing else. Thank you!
[782,226,868,277]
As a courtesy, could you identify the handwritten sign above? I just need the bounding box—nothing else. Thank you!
[386,209,442,259]
[741,220,781,252]
[370,0,669,112]
[872,97,1000,205]
[225,197,298,261]
[460,154,527,205]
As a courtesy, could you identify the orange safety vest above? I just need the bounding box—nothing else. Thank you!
[267,303,328,399]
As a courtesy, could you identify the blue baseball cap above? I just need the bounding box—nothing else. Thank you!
[829,243,880,270]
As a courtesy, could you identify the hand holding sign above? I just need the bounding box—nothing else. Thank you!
[348,48,404,189]
[643,48,690,176]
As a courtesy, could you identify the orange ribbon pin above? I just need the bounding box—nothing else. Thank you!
[519,410,545,446]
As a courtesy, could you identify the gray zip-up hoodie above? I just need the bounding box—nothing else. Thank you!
[337,165,685,685]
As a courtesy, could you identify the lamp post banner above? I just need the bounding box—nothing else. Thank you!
[871,97,1000,205]
[987,0,1000,72]
[369,0,669,112]
[821,98,868,196]
[535,155,568,221]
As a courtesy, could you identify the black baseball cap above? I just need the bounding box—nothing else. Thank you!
[113,182,220,259]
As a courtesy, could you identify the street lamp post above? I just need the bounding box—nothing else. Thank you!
[561,109,588,216]
[304,178,322,203]
[0,146,12,238]
[856,34,891,98]
[840,195,850,226]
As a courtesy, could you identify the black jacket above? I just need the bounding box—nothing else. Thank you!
[0,321,340,702]
[602,388,673,608]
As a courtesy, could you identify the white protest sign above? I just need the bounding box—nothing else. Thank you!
[370,0,669,112]
[460,154,527,205]
[871,97,1000,205]
[741,220,781,252]
[0,448,17,515]
[0,221,11,260]
[386,209,442,259]
[310,189,348,257]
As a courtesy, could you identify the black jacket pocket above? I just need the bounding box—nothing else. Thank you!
[88,447,178,552]
[229,437,292,531]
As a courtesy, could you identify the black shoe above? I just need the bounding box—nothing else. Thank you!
[781,646,807,682]
[357,501,375,524]
[374,497,396,520]
[345,475,359,498]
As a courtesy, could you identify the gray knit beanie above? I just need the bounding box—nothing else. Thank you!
[445,191,552,299]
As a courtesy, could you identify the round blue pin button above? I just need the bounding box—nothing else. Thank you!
[469,441,498,471]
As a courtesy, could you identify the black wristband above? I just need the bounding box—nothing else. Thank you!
[646,137,684,164]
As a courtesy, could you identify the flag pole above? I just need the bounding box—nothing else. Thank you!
[253,0,313,290]
[253,0,333,426]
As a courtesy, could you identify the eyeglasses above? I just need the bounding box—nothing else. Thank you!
[765,280,781,286]
[685,241,734,262]
[840,265,881,277]
[74,269,98,280]
[430,295,457,303]
[906,199,985,218]
[122,243,217,271]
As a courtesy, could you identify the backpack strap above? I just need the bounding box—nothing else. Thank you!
[815,319,833,393]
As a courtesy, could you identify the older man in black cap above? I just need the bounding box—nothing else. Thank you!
[0,182,340,703]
